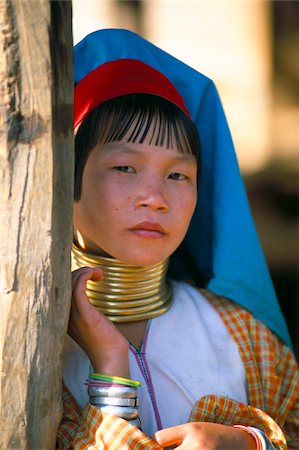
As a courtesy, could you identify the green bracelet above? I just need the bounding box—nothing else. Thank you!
[89,372,141,388]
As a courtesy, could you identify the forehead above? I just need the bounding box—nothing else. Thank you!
[96,140,197,164]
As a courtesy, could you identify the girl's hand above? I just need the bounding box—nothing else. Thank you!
[154,422,257,449]
[68,267,130,377]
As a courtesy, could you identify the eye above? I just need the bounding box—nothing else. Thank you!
[113,166,136,173]
[168,172,187,181]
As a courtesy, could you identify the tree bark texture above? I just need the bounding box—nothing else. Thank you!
[0,1,73,448]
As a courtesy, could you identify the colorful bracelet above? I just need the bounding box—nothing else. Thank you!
[233,425,262,450]
[89,372,141,388]
[87,373,141,427]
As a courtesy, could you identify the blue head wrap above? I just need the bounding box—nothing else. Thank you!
[74,28,291,347]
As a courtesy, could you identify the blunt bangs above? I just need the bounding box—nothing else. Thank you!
[74,94,200,200]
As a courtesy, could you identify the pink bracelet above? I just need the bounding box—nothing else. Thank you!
[233,425,262,450]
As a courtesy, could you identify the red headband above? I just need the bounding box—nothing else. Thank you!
[74,59,191,128]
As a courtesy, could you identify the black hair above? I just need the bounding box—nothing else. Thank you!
[74,93,201,200]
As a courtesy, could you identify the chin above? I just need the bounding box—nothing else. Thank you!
[114,250,170,267]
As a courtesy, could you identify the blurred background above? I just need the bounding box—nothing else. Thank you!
[72,1,299,359]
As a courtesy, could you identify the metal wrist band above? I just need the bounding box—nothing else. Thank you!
[89,396,139,407]
[92,404,139,420]
[88,382,140,422]
[88,385,138,398]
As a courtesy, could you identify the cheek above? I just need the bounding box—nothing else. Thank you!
[100,188,127,220]
[179,196,197,228]
[189,189,198,210]
[179,192,197,213]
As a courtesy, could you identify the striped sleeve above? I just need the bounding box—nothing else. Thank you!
[189,395,287,448]
[202,289,299,449]
[56,384,160,449]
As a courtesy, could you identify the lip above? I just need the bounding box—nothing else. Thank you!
[130,221,167,234]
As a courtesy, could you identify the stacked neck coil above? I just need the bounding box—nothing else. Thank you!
[72,243,173,322]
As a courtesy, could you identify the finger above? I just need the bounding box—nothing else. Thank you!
[71,268,93,315]
[154,425,186,447]
[71,268,103,316]
[77,268,102,298]
[72,266,102,288]
[71,267,92,293]
[72,267,102,295]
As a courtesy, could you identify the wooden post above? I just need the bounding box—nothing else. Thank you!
[0,1,73,448]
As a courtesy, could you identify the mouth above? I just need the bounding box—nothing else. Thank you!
[129,221,167,237]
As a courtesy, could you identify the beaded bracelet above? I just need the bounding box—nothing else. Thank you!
[233,425,262,450]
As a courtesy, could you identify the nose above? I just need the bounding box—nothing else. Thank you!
[135,180,168,212]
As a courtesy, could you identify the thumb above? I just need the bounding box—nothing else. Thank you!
[153,425,185,447]
[72,267,103,312]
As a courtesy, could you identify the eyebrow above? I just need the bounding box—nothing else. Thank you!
[102,143,197,164]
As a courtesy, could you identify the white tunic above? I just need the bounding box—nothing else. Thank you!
[63,281,247,437]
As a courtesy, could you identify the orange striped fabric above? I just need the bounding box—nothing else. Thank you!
[57,387,159,449]
[56,290,299,449]
[203,290,299,449]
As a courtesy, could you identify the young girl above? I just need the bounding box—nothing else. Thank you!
[57,29,298,449]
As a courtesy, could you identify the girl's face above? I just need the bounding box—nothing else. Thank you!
[73,133,198,266]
